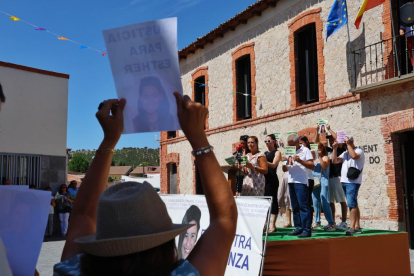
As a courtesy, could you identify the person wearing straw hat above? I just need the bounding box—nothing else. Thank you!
[54,94,238,275]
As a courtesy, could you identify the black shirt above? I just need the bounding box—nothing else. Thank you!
[326,146,346,178]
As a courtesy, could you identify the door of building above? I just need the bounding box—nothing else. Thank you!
[401,131,414,248]
[169,163,177,194]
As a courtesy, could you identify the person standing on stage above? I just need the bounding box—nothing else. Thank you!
[240,136,268,196]
[283,134,315,238]
[315,124,348,230]
[332,135,365,236]
[235,135,250,194]
[311,143,336,231]
[299,136,315,221]
[264,134,282,232]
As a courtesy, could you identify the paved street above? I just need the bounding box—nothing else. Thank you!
[36,240,414,275]
[37,239,65,276]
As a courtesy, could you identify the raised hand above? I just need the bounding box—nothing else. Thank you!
[174,92,208,149]
[96,99,126,144]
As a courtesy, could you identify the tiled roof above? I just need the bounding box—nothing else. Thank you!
[130,166,160,174]
[109,166,133,175]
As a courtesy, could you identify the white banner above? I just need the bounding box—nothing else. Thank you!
[161,195,271,276]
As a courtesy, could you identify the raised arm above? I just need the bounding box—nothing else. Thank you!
[332,141,343,164]
[327,124,337,140]
[345,137,361,160]
[174,93,237,275]
[60,99,125,262]
[315,124,320,143]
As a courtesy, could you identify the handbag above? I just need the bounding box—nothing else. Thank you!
[346,152,363,180]
[313,165,323,188]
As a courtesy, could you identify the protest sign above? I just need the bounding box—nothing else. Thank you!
[287,131,298,137]
[161,195,271,276]
[0,186,50,276]
[337,130,347,144]
[273,132,281,146]
[225,156,237,166]
[103,18,182,134]
[284,146,296,166]
[240,156,248,165]
[318,118,328,134]
[310,144,319,159]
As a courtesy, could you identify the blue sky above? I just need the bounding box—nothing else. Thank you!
[0,0,257,150]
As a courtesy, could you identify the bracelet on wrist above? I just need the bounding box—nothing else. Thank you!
[192,145,214,156]
[95,148,115,154]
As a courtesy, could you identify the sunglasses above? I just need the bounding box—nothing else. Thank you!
[264,140,275,143]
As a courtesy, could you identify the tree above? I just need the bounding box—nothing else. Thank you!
[68,154,90,173]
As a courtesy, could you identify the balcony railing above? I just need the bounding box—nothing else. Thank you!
[351,30,414,91]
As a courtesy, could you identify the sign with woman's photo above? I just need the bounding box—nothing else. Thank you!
[318,118,328,134]
[160,195,271,276]
[284,146,296,166]
[103,18,182,133]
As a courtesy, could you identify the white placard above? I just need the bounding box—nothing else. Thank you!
[337,130,347,144]
[161,195,271,276]
[103,18,183,133]
[0,186,50,276]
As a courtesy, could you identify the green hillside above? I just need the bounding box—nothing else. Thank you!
[68,147,160,171]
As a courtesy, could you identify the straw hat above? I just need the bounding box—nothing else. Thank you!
[75,181,191,257]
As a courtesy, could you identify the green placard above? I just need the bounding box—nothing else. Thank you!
[286,131,298,137]
[274,132,281,140]
[310,144,318,151]
[225,156,236,166]
[240,156,248,165]
[318,118,329,125]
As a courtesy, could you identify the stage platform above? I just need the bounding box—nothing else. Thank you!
[262,228,411,275]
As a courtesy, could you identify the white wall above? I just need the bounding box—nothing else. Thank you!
[0,63,69,157]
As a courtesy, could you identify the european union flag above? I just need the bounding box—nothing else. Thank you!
[326,0,348,41]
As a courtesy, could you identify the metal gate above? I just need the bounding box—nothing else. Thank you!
[0,153,41,187]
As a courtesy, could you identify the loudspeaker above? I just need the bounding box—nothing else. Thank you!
[400,2,414,26]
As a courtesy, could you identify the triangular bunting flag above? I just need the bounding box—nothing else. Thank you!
[79,45,88,49]
[57,36,68,41]
[102,52,107,56]
[35,27,46,31]
[9,16,19,21]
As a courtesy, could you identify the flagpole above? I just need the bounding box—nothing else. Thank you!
[345,2,355,88]
[389,0,401,77]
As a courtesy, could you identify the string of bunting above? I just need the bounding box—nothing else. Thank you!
[188,80,259,98]
[0,10,107,56]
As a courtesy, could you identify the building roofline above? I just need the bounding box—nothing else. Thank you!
[0,61,70,79]
[178,0,278,60]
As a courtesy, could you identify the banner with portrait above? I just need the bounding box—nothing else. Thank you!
[103,18,182,134]
[160,195,271,276]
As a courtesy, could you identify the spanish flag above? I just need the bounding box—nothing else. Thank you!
[354,0,385,29]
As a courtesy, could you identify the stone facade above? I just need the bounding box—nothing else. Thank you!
[160,0,414,230]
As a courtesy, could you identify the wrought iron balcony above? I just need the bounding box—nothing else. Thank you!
[350,29,414,92]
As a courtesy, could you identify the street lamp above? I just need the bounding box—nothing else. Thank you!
[139,163,146,178]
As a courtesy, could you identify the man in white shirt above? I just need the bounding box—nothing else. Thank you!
[282,134,315,238]
[332,136,365,236]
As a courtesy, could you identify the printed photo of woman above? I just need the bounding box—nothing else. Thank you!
[177,205,202,259]
[287,156,294,166]
[132,76,177,132]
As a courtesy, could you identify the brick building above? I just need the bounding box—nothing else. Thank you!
[160,0,414,245]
